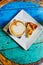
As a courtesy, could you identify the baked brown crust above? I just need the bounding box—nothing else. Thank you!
[26,22,37,37]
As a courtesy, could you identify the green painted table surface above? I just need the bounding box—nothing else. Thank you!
[0,2,43,64]
[0,28,43,64]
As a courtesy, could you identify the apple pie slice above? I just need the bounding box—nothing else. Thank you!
[26,22,38,38]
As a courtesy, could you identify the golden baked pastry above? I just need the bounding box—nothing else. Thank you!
[9,20,25,37]
[26,22,37,37]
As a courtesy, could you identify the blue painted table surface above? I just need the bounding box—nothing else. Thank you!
[0,2,43,64]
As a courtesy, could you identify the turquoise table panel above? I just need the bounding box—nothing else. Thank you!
[0,2,43,64]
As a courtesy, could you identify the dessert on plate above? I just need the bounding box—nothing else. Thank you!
[26,22,38,37]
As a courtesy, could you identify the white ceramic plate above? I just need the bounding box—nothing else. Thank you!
[3,10,43,50]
